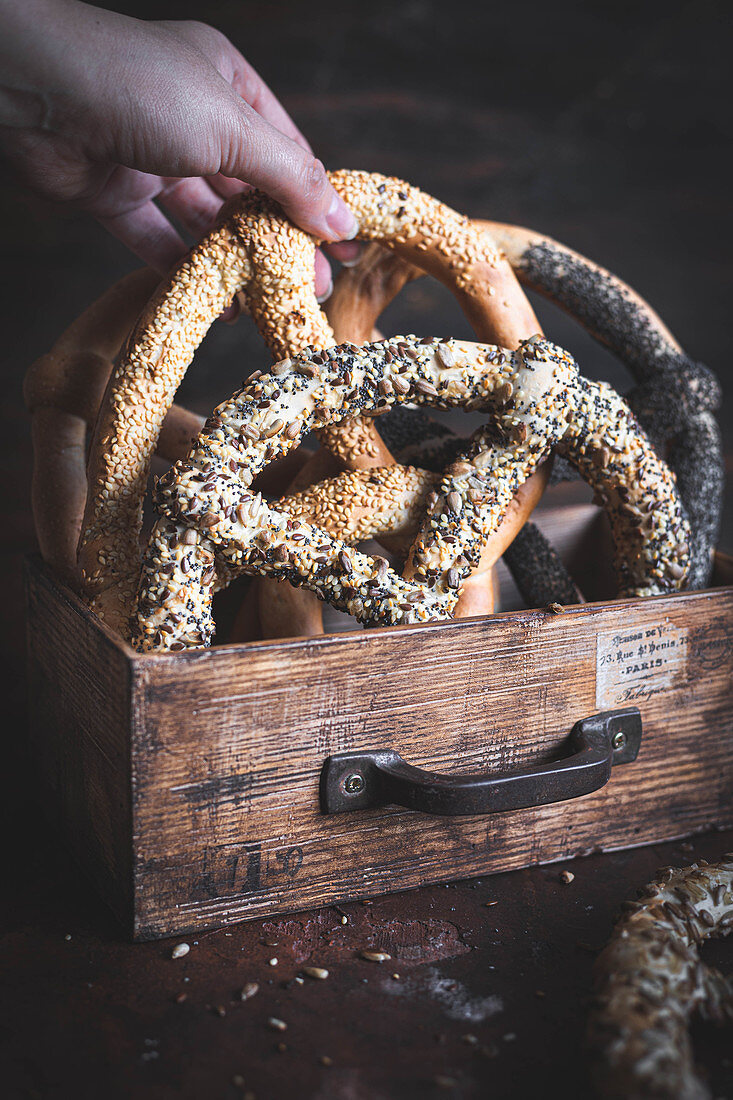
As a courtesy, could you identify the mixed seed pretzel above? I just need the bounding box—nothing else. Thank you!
[318,242,580,615]
[133,334,690,651]
[255,233,542,640]
[484,221,723,589]
[78,171,539,634]
[327,221,722,610]
[588,857,733,1099]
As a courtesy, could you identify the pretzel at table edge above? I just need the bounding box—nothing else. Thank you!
[133,334,690,651]
[79,170,541,634]
[588,857,733,1100]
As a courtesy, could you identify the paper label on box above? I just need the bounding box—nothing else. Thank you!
[595,619,688,709]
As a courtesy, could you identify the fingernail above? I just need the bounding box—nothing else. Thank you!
[316,276,334,304]
[340,254,362,268]
[326,194,358,240]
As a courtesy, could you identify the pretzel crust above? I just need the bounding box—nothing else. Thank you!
[132,335,689,651]
[482,220,723,590]
[278,460,550,565]
[79,171,538,632]
[22,269,204,584]
[588,858,733,1099]
[257,233,526,640]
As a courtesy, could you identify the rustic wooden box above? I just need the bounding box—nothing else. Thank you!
[25,501,733,940]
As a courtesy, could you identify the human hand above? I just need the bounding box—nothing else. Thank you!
[0,0,359,298]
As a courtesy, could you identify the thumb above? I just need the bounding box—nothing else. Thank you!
[216,103,358,243]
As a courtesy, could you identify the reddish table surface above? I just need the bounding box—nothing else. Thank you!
[4,826,732,1100]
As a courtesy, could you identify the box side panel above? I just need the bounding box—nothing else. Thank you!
[132,590,733,938]
[25,559,133,930]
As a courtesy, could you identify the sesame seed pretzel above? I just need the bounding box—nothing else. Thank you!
[132,334,690,651]
[23,269,205,586]
[78,171,539,634]
[588,857,733,1099]
[484,221,723,589]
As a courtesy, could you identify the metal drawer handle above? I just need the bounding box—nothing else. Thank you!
[320,708,642,817]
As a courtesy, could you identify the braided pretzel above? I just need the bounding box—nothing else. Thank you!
[23,269,205,586]
[588,858,733,1099]
[483,221,723,590]
[78,171,541,635]
[132,334,690,651]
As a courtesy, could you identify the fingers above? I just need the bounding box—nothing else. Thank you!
[231,58,313,154]
[219,104,358,243]
[96,200,187,275]
[314,249,333,301]
[166,21,313,153]
[206,173,251,201]
[327,240,365,267]
[158,176,223,238]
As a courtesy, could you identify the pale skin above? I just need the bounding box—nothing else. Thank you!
[0,0,360,298]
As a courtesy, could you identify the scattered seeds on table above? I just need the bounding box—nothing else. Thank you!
[267,1017,287,1031]
[175,992,188,1004]
[560,870,575,884]
[171,943,190,959]
[276,1042,287,1053]
[302,966,329,980]
[320,1056,333,1067]
[215,1005,226,1018]
[268,957,278,966]
[462,1034,479,1046]
[240,982,259,1001]
[360,950,392,963]
[485,900,499,907]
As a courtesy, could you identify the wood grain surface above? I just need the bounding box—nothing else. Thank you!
[25,531,733,939]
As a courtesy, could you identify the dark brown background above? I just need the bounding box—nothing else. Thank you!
[2,1,731,1097]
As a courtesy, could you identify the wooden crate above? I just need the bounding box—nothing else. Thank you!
[25,503,733,940]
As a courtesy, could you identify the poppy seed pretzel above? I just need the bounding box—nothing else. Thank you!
[588,857,733,1100]
[133,335,690,651]
[79,171,539,634]
[483,221,723,589]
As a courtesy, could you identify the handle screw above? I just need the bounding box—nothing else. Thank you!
[344,773,365,795]
[612,731,627,751]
